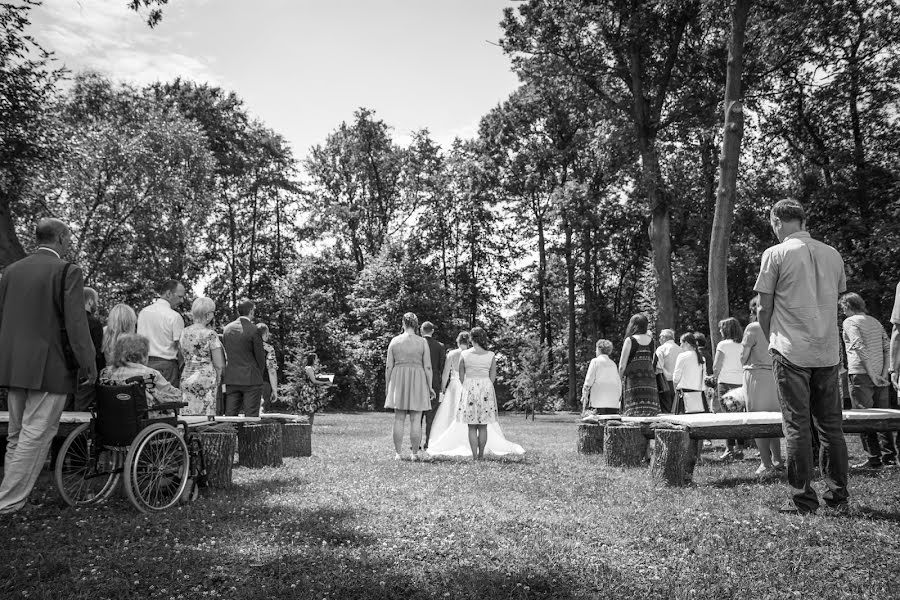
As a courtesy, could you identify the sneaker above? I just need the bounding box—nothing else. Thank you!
[851,460,882,470]
[719,450,735,461]
[410,453,419,462]
[755,464,775,477]
[393,453,402,461]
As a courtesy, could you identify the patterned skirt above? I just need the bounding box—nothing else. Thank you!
[622,371,660,417]
[456,376,498,424]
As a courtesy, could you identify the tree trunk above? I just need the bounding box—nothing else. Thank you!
[197,430,237,489]
[282,422,312,457]
[708,0,751,349]
[237,423,283,468]
[603,424,647,467]
[535,203,548,348]
[577,423,604,454]
[650,427,695,486]
[0,196,25,269]
[564,214,577,409]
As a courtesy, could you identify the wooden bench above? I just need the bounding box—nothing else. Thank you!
[578,409,900,487]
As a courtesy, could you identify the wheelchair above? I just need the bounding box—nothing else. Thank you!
[54,379,204,513]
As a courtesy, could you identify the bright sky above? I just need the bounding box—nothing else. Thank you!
[29,0,523,158]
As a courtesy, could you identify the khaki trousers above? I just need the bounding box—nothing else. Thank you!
[0,388,67,513]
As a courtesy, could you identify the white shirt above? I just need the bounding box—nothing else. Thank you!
[137,298,184,360]
[715,340,744,385]
[582,355,622,409]
[673,352,705,391]
[654,340,683,381]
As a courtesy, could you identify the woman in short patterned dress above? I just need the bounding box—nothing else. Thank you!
[456,327,499,460]
[385,312,434,460]
[257,323,278,411]
[179,297,225,416]
[617,313,660,417]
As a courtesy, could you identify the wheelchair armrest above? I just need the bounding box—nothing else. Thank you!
[150,402,189,412]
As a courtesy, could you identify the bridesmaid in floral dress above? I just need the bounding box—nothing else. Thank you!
[457,327,499,460]
[179,297,225,416]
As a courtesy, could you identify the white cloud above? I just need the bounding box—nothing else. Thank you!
[29,0,219,86]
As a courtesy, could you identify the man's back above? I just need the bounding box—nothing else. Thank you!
[425,337,445,392]
[137,299,183,360]
[755,232,846,368]
[0,251,94,393]
[222,318,264,386]
[656,341,682,379]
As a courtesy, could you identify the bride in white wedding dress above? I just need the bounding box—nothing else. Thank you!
[427,331,525,457]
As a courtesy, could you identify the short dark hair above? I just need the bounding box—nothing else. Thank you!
[839,292,867,314]
[771,199,805,223]
[237,298,255,317]
[718,317,743,343]
[35,218,69,245]
[157,279,181,295]
[421,321,435,334]
[305,352,317,367]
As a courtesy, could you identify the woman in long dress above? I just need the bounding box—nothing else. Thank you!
[618,313,660,417]
[179,297,225,416]
[384,312,434,461]
[428,331,524,457]
[742,295,783,475]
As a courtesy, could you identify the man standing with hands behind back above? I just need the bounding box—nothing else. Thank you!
[222,298,266,418]
[754,199,849,515]
[420,321,445,452]
[137,279,185,387]
[0,218,96,514]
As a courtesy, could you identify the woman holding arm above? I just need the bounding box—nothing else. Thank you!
[385,312,434,461]
[456,327,498,460]
[179,297,225,417]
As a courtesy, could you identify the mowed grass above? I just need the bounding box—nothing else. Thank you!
[2,412,900,599]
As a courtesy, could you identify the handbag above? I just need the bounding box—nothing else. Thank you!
[676,389,708,414]
[57,262,78,371]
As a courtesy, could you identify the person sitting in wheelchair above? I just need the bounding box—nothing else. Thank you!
[99,333,181,414]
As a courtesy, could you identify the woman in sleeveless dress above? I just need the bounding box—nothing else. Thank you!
[384,312,434,460]
[742,295,783,475]
[429,331,524,457]
[617,313,660,417]
[180,297,225,416]
[456,327,503,460]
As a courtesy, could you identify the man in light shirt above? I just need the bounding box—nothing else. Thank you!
[755,199,848,515]
[137,279,185,387]
[654,329,681,413]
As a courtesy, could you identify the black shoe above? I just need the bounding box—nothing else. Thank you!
[778,502,817,515]
[851,460,882,470]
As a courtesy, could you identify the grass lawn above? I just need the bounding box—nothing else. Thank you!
[2,412,900,599]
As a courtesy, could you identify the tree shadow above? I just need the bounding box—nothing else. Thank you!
[853,506,900,524]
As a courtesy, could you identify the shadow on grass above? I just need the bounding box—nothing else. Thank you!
[707,474,785,488]
[854,506,900,523]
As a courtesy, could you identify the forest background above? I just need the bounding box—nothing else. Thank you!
[3,0,900,412]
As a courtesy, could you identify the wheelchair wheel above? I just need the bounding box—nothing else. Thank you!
[123,423,190,513]
[55,423,121,506]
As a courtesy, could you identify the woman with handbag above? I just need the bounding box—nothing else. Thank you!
[617,314,660,417]
[672,333,709,414]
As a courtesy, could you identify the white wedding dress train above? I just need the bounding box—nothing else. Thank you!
[428,372,525,457]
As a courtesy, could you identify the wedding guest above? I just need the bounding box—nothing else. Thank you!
[582,339,622,415]
[694,332,714,376]
[755,199,848,515]
[222,298,266,417]
[102,303,137,366]
[69,286,105,410]
[180,297,225,417]
[420,321,446,451]
[673,333,708,413]
[385,312,434,460]
[137,279,186,386]
[257,323,278,411]
[457,327,499,460]
[742,295,784,476]
[0,218,96,514]
[654,329,681,413]
[840,292,895,468]
[99,333,181,409]
[618,313,660,417]
[890,280,900,393]
[714,317,745,460]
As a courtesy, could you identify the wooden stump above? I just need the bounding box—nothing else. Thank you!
[650,428,695,486]
[603,424,647,467]
[282,422,312,457]
[238,423,283,468]
[197,430,237,489]
[577,423,604,454]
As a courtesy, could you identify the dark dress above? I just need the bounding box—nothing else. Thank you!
[622,335,660,417]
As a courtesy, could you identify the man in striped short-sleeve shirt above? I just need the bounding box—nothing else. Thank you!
[840,292,896,468]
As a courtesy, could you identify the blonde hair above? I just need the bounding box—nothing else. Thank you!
[102,303,137,363]
[191,296,216,325]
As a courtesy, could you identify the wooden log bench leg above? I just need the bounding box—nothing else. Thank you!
[577,423,604,454]
[651,428,696,486]
[603,424,647,467]
[197,430,237,488]
[282,422,312,458]
[238,423,283,468]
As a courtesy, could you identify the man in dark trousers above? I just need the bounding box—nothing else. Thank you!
[0,218,96,513]
[222,298,266,417]
[420,321,445,451]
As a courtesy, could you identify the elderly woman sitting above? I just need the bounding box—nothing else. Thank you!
[99,333,182,409]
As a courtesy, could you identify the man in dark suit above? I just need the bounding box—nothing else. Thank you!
[420,321,445,451]
[0,218,96,514]
[69,286,105,411]
[222,298,266,417]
